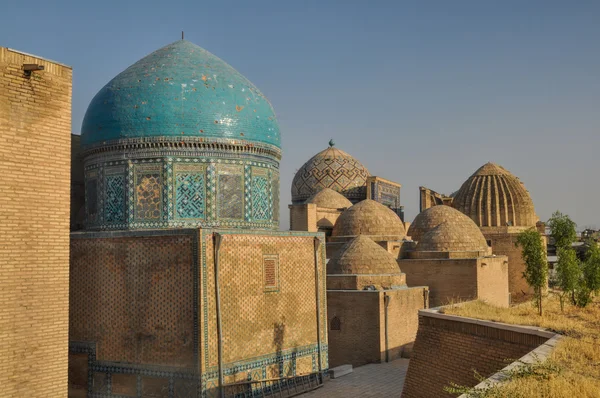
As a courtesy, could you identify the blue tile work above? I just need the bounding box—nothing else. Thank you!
[370,179,404,220]
[81,41,280,150]
[83,154,279,230]
[175,168,206,219]
[104,172,126,223]
[251,169,271,221]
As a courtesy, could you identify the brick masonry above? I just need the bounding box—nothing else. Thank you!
[401,310,550,398]
[0,47,72,397]
[69,228,327,397]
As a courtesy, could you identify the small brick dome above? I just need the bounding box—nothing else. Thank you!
[332,199,406,238]
[452,162,538,227]
[291,144,369,204]
[327,235,401,275]
[305,188,352,209]
[416,221,488,253]
[408,205,480,242]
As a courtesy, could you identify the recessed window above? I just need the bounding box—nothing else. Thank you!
[263,255,279,292]
[330,316,341,331]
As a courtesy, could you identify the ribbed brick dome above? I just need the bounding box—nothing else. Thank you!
[305,188,352,209]
[452,162,538,227]
[332,199,405,238]
[408,205,481,242]
[328,235,401,275]
[291,144,369,204]
[416,221,488,253]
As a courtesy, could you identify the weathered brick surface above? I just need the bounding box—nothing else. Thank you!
[401,314,547,398]
[0,47,72,397]
[327,288,426,368]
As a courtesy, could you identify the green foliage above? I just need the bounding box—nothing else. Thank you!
[516,228,548,316]
[583,241,600,294]
[547,211,577,252]
[555,248,581,310]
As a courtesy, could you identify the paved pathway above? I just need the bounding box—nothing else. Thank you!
[303,359,409,397]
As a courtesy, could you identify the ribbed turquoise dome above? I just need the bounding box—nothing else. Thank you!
[81,40,280,149]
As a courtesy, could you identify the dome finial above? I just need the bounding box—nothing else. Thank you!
[329,139,335,147]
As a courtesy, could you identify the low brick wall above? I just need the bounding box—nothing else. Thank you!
[401,308,556,398]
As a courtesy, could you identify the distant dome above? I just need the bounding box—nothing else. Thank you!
[291,144,369,204]
[452,162,538,227]
[408,205,480,242]
[81,40,280,150]
[328,235,401,275]
[305,188,352,209]
[416,221,488,253]
[332,199,406,238]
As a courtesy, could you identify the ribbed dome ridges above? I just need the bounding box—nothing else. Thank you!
[452,163,538,227]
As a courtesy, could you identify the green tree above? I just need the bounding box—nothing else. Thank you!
[555,247,581,311]
[583,241,600,295]
[547,211,577,252]
[516,228,548,316]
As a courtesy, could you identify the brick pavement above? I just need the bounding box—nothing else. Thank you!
[304,359,409,397]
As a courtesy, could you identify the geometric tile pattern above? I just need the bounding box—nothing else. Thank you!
[175,171,205,219]
[291,145,369,204]
[84,151,280,230]
[251,173,270,221]
[104,174,126,223]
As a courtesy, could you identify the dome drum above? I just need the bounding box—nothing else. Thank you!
[81,40,282,230]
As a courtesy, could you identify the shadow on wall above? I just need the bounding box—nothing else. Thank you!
[273,317,297,378]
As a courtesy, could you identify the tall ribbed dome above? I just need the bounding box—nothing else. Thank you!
[408,205,481,242]
[332,199,406,238]
[328,235,401,275]
[452,163,538,227]
[416,221,488,253]
[305,188,352,209]
[81,40,280,150]
[291,144,369,204]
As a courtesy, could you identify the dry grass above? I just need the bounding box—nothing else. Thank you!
[442,294,600,397]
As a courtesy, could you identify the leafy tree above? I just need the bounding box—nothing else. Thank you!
[547,211,577,252]
[555,248,581,311]
[583,240,600,296]
[516,228,548,316]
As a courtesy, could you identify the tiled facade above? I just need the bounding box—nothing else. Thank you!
[69,229,328,397]
[0,47,72,397]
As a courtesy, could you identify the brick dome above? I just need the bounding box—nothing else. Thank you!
[305,188,352,209]
[452,162,538,227]
[408,205,480,242]
[332,199,406,238]
[416,221,488,253]
[327,235,401,275]
[291,143,369,204]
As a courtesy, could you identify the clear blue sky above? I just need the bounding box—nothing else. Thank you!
[2,0,599,229]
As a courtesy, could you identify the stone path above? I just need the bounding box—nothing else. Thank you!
[303,359,409,397]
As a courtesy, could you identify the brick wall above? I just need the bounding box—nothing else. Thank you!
[327,287,426,368]
[400,259,479,306]
[402,311,549,398]
[0,47,72,397]
[288,204,317,232]
[476,257,510,307]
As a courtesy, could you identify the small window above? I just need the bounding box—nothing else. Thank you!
[486,240,492,247]
[263,255,279,292]
[330,316,341,331]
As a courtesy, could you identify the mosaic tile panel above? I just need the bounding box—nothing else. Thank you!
[134,164,162,221]
[251,168,271,221]
[104,172,126,223]
[174,164,206,220]
[86,174,99,224]
[272,171,280,223]
[217,165,244,220]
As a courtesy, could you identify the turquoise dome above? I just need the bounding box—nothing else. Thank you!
[81,40,280,149]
